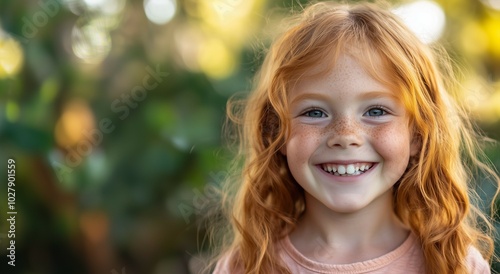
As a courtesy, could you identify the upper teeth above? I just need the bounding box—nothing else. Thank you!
[321,163,373,175]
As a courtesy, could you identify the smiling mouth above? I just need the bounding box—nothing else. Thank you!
[320,163,375,176]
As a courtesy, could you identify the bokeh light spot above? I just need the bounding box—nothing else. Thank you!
[144,0,176,25]
[72,18,112,64]
[481,0,500,10]
[80,211,109,244]
[55,99,95,148]
[84,0,125,15]
[198,38,235,79]
[83,0,106,9]
[392,0,446,44]
[6,101,19,122]
[40,78,60,103]
[484,17,500,58]
[174,25,203,72]
[200,0,255,26]
[0,36,24,78]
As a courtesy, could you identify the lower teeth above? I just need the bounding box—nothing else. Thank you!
[332,171,362,176]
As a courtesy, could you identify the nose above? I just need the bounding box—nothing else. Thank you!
[326,116,363,148]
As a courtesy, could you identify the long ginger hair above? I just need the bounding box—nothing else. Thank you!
[209,2,499,273]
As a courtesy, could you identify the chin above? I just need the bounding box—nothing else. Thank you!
[329,206,367,214]
[323,198,370,214]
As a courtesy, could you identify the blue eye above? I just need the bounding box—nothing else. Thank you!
[365,108,387,117]
[303,109,326,118]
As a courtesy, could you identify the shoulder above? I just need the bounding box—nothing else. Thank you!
[466,246,491,274]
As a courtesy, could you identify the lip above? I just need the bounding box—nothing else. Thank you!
[315,162,378,183]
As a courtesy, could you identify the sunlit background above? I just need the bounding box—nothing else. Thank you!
[0,0,499,273]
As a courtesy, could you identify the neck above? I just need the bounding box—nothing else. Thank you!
[289,190,409,264]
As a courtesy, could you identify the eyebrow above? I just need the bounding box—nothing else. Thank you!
[358,90,399,101]
[290,93,330,106]
[290,90,399,106]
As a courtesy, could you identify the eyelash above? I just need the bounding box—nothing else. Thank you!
[364,105,390,117]
[300,105,391,118]
[301,107,327,118]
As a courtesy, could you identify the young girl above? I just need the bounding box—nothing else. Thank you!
[209,1,499,273]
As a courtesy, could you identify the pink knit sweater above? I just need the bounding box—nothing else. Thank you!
[213,233,490,273]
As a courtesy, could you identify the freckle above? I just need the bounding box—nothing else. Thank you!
[337,120,350,134]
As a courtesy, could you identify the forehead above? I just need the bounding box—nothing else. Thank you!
[290,52,396,99]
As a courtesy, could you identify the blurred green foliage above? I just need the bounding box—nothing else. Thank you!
[0,0,499,273]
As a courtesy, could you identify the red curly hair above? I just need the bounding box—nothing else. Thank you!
[207,2,499,273]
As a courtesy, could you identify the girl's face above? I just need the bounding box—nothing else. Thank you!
[284,53,419,214]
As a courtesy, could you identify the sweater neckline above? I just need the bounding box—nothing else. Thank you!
[280,232,416,273]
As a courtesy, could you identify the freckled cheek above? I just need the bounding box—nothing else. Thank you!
[370,123,412,165]
[286,125,323,163]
